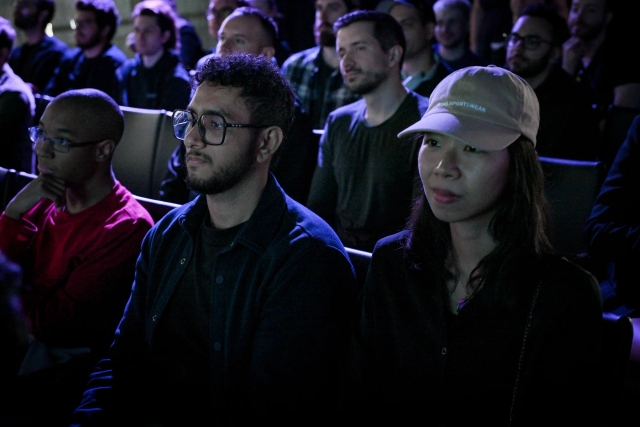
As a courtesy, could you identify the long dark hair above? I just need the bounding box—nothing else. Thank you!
[403,137,554,298]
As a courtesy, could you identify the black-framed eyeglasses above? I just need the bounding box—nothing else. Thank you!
[29,126,104,153]
[172,109,268,146]
[507,33,553,50]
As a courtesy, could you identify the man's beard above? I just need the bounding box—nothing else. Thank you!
[344,69,386,95]
[76,31,102,50]
[185,143,256,195]
[319,30,336,48]
[14,12,39,31]
[315,20,336,47]
[507,51,552,79]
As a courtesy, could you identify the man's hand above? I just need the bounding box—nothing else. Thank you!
[4,174,66,220]
[562,36,586,77]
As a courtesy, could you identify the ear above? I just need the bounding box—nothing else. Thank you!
[255,126,283,164]
[95,139,116,163]
[388,44,403,69]
[261,45,276,61]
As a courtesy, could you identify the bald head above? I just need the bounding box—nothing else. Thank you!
[50,89,125,147]
[216,7,278,59]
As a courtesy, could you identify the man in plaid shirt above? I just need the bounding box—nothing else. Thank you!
[281,0,361,130]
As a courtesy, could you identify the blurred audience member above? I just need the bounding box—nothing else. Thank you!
[43,0,126,99]
[115,0,191,111]
[562,0,640,122]
[245,0,292,66]
[432,0,486,71]
[205,0,248,48]
[161,0,206,70]
[307,10,429,252]
[0,17,35,174]
[281,0,361,130]
[585,114,640,317]
[9,0,69,95]
[389,0,452,98]
[505,3,600,160]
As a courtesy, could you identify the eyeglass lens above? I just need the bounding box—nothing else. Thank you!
[508,33,546,50]
[173,111,226,146]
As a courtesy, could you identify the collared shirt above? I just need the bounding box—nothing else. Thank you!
[401,53,452,98]
[282,45,361,130]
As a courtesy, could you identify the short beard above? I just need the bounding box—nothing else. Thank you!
[14,13,39,31]
[346,70,386,95]
[507,51,552,79]
[185,142,256,195]
[76,32,102,50]
[319,30,336,48]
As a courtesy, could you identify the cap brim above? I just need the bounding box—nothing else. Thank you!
[398,111,521,151]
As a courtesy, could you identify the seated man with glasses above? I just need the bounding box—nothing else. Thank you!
[0,88,154,426]
[504,3,600,161]
[71,53,356,426]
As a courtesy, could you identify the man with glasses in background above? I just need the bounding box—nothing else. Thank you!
[43,0,126,99]
[71,53,356,426]
[0,88,154,426]
[505,3,600,160]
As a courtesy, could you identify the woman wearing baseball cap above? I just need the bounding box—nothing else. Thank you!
[348,65,602,425]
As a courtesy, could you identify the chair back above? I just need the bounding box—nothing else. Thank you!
[150,110,181,200]
[539,156,605,257]
[112,106,165,198]
[132,195,181,223]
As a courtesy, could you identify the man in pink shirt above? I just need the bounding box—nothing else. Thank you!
[0,88,154,426]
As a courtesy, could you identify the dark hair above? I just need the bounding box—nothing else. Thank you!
[519,3,570,46]
[403,137,554,298]
[75,0,121,43]
[52,88,125,147]
[229,6,279,47]
[314,0,359,11]
[37,0,57,25]
[391,0,436,24]
[133,0,180,50]
[334,10,406,66]
[194,53,296,141]
[0,17,16,51]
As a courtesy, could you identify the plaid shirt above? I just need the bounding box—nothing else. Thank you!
[282,46,361,130]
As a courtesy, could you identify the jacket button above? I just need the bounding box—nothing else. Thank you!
[216,275,224,284]
[214,342,222,351]
[441,347,447,355]
[180,258,186,265]
[152,315,158,322]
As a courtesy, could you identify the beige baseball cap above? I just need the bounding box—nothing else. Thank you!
[398,65,540,150]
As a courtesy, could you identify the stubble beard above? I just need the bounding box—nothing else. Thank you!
[185,143,256,195]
